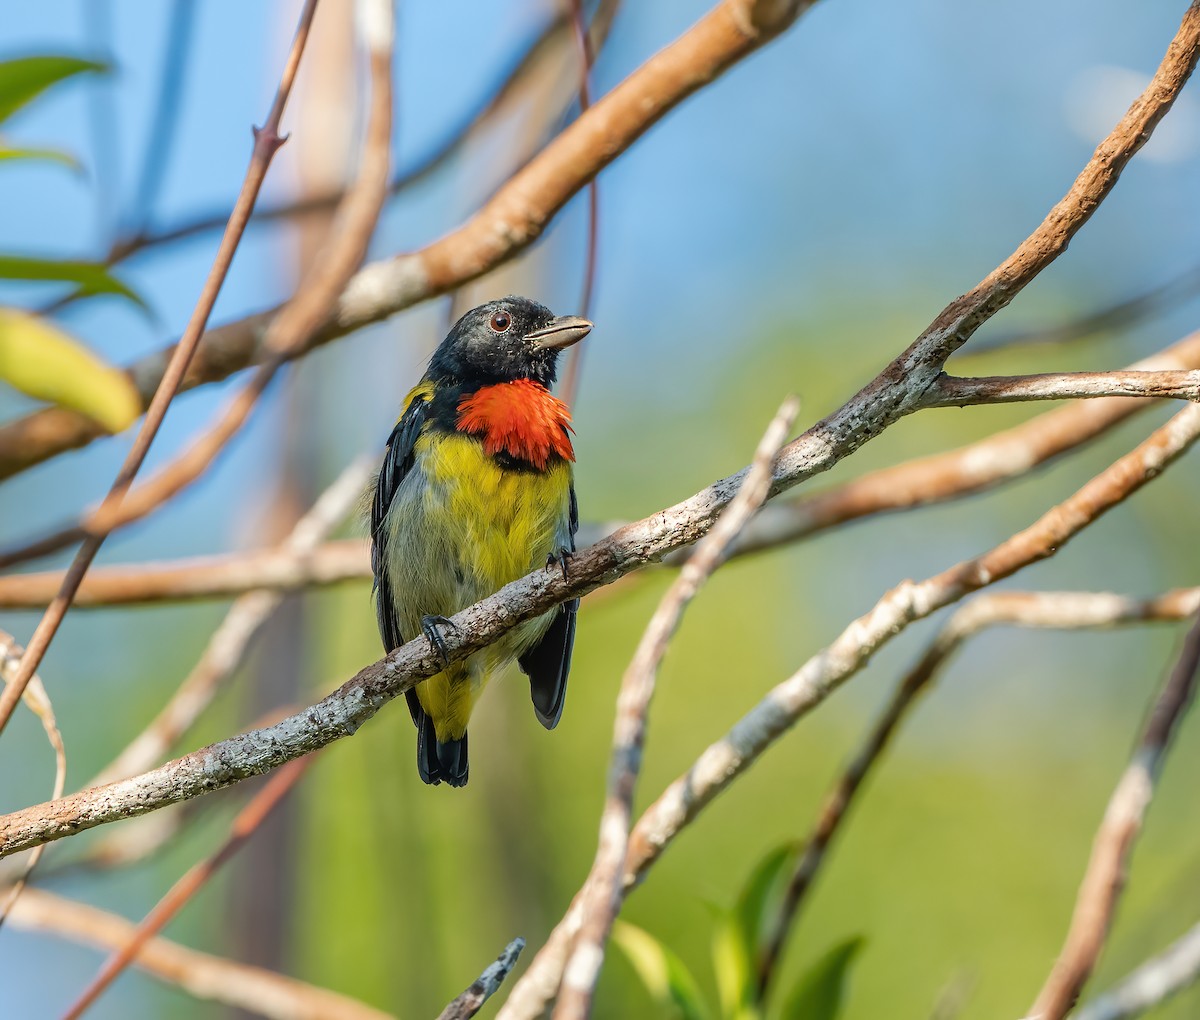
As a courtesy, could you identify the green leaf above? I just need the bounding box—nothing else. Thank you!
[0,56,107,125]
[776,937,864,1020]
[713,842,803,1019]
[0,144,81,172]
[0,255,146,308]
[0,307,141,432]
[612,920,711,1020]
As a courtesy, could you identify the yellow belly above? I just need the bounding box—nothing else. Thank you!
[382,430,573,740]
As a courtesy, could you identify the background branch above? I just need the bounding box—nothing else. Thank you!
[0,0,323,740]
[754,586,1200,1002]
[5,887,392,1020]
[555,397,798,1020]
[1028,610,1200,1020]
[1074,918,1200,1020]
[437,939,526,1020]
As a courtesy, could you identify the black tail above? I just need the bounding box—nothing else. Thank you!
[408,690,469,787]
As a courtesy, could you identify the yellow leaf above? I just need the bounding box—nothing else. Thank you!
[0,307,140,432]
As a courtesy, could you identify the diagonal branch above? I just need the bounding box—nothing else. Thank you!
[0,0,323,742]
[1029,608,1200,1020]
[6,887,392,1020]
[754,587,1200,1002]
[437,939,527,1020]
[554,397,798,1020]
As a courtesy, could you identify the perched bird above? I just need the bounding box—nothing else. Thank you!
[369,296,591,787]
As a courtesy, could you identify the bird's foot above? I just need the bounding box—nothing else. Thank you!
[546,548,572,582]
[421,614,457,666]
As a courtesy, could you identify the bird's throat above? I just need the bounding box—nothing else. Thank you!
[456,379,574,469]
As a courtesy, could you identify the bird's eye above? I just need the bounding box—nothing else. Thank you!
[489,310,512,333]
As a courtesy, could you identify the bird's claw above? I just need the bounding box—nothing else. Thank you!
[546,548,572,582]
[421,614,457,666]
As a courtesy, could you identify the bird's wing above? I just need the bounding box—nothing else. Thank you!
[370,390,430,652]
[519,481,579,730]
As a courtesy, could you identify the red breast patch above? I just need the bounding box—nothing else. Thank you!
[456,379,574,469]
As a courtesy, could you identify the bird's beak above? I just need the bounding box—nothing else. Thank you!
[528,315,593,351]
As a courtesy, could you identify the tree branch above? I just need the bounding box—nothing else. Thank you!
[554,398,798,1020]
[437,939,527,1020]
[1028,607,1200,1020]
[5,887,392,1020]
[0,0,323,741]
[754,587,1200,1002]
[1074,917,1200,1020]
[926,370,1200,407]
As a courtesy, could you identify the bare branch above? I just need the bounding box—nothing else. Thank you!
[1074,918,1200,1020]
[0,0,323,740]
[5,888,393,1020]
[499,403,1200,1020]
[62,757,315,1019]
[92,456,374,787]
[437,939,527,1020]
[0,631,66,927]
[1029,609,1200,1020]
[0,0,820,483]
[555,398,798,1020]
[754,587,1200,1001]
[926,370,1200,406]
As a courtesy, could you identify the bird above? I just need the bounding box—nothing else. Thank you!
[369,296,592,787]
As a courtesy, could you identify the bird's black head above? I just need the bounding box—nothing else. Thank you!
[427,296,592,389]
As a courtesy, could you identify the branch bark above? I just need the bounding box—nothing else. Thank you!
[754,587,1200,1002]
[437,939,527,1020]
[554,398,798,1020]
[1028,609,1200,1020]
[5,887,392,1020]
[1074,917,1200,1020]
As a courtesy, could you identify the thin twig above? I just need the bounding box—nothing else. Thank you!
[559,0,600,408]
[126,0,197,235]
[0,0,322,741]
[0,3,394,571]
[0,631,66,927]
[1074,918,1200,1020]
[92,455,374,787]
[926,369,1200,406]
[498,403,1200,1020]
[60,756,316,1020]
[437,939,527,1020]
[1028,609,1200,1020]
[554,397,799,1020]
[6,887,392,1020]
[0,0,816,483]
[754,587,1200,1002]
[969,260,1200,355]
